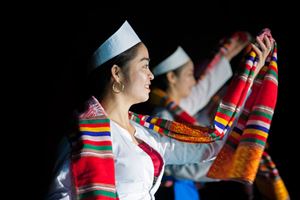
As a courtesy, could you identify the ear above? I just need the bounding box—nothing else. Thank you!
[111,64,122,81]
[166,71,177,84]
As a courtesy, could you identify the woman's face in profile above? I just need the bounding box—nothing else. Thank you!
[123,43,154,104]
[173,60,196,98]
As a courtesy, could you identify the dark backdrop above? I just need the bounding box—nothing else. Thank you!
[24,3,298,199]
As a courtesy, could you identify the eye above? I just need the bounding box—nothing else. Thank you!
[143,64,149,69]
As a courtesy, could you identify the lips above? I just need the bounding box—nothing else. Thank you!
[145,83,151,89]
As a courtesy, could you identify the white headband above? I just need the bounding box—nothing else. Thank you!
[152,46,191,76]
[91,20,141,68]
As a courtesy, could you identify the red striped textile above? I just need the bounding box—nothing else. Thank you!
[207,29,289,199]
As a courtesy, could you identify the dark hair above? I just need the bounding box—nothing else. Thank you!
[151,65,183,91]
[86,42,143,101]
[149,44,183,91]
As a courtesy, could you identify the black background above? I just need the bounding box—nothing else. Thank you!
[17,2,298,199]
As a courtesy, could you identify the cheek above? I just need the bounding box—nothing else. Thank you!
[188,77,196,87]
[182,77,193,87]
[183,78,195,93]
[176,79,189,95]
[128,75,147,92]
[127,73,142,85]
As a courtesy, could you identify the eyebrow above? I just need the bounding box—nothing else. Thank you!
[140,57,150,62]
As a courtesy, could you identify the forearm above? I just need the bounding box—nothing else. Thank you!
[180,57,232,115]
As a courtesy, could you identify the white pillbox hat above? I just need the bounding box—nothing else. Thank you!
[91,20,141,68]
[152,46,191,76]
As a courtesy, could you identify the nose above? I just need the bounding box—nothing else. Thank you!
[149,70,154,80]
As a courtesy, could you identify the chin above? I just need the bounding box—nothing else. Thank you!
[135,95,149,104]
[141,95,149,102]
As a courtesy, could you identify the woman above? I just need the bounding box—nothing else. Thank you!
[149,33,271,200]
[47,21,272,200]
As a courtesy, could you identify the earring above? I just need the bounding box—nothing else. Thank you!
[112,81,125,93]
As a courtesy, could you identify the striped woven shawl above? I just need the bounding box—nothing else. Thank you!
[207,29,289,199]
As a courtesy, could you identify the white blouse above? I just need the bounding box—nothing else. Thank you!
[47,119,226,200]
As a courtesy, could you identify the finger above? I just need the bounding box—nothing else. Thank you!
[264,36,271,50]
[251,43,262,59]
[264,37,272,55]
[270,39,275,51]
[256,36,267,52]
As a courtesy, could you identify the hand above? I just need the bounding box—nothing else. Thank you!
[251,35,274,78]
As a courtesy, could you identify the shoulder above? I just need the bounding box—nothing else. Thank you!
[152,107,174,121]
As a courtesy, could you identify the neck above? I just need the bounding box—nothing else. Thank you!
[100,92,135,134]
[166,87,181,104]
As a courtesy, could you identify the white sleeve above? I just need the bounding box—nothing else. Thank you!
[149,128,227,165]
[46,139,76,200]
[152,109,221,181]
[165,160,220,182]
[180,57,232,116]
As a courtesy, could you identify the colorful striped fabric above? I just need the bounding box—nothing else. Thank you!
[129,111,216,143]
[207,47,270,182]
[207,30,289,199]
[255,151,290,200]
[71,100,119,200]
